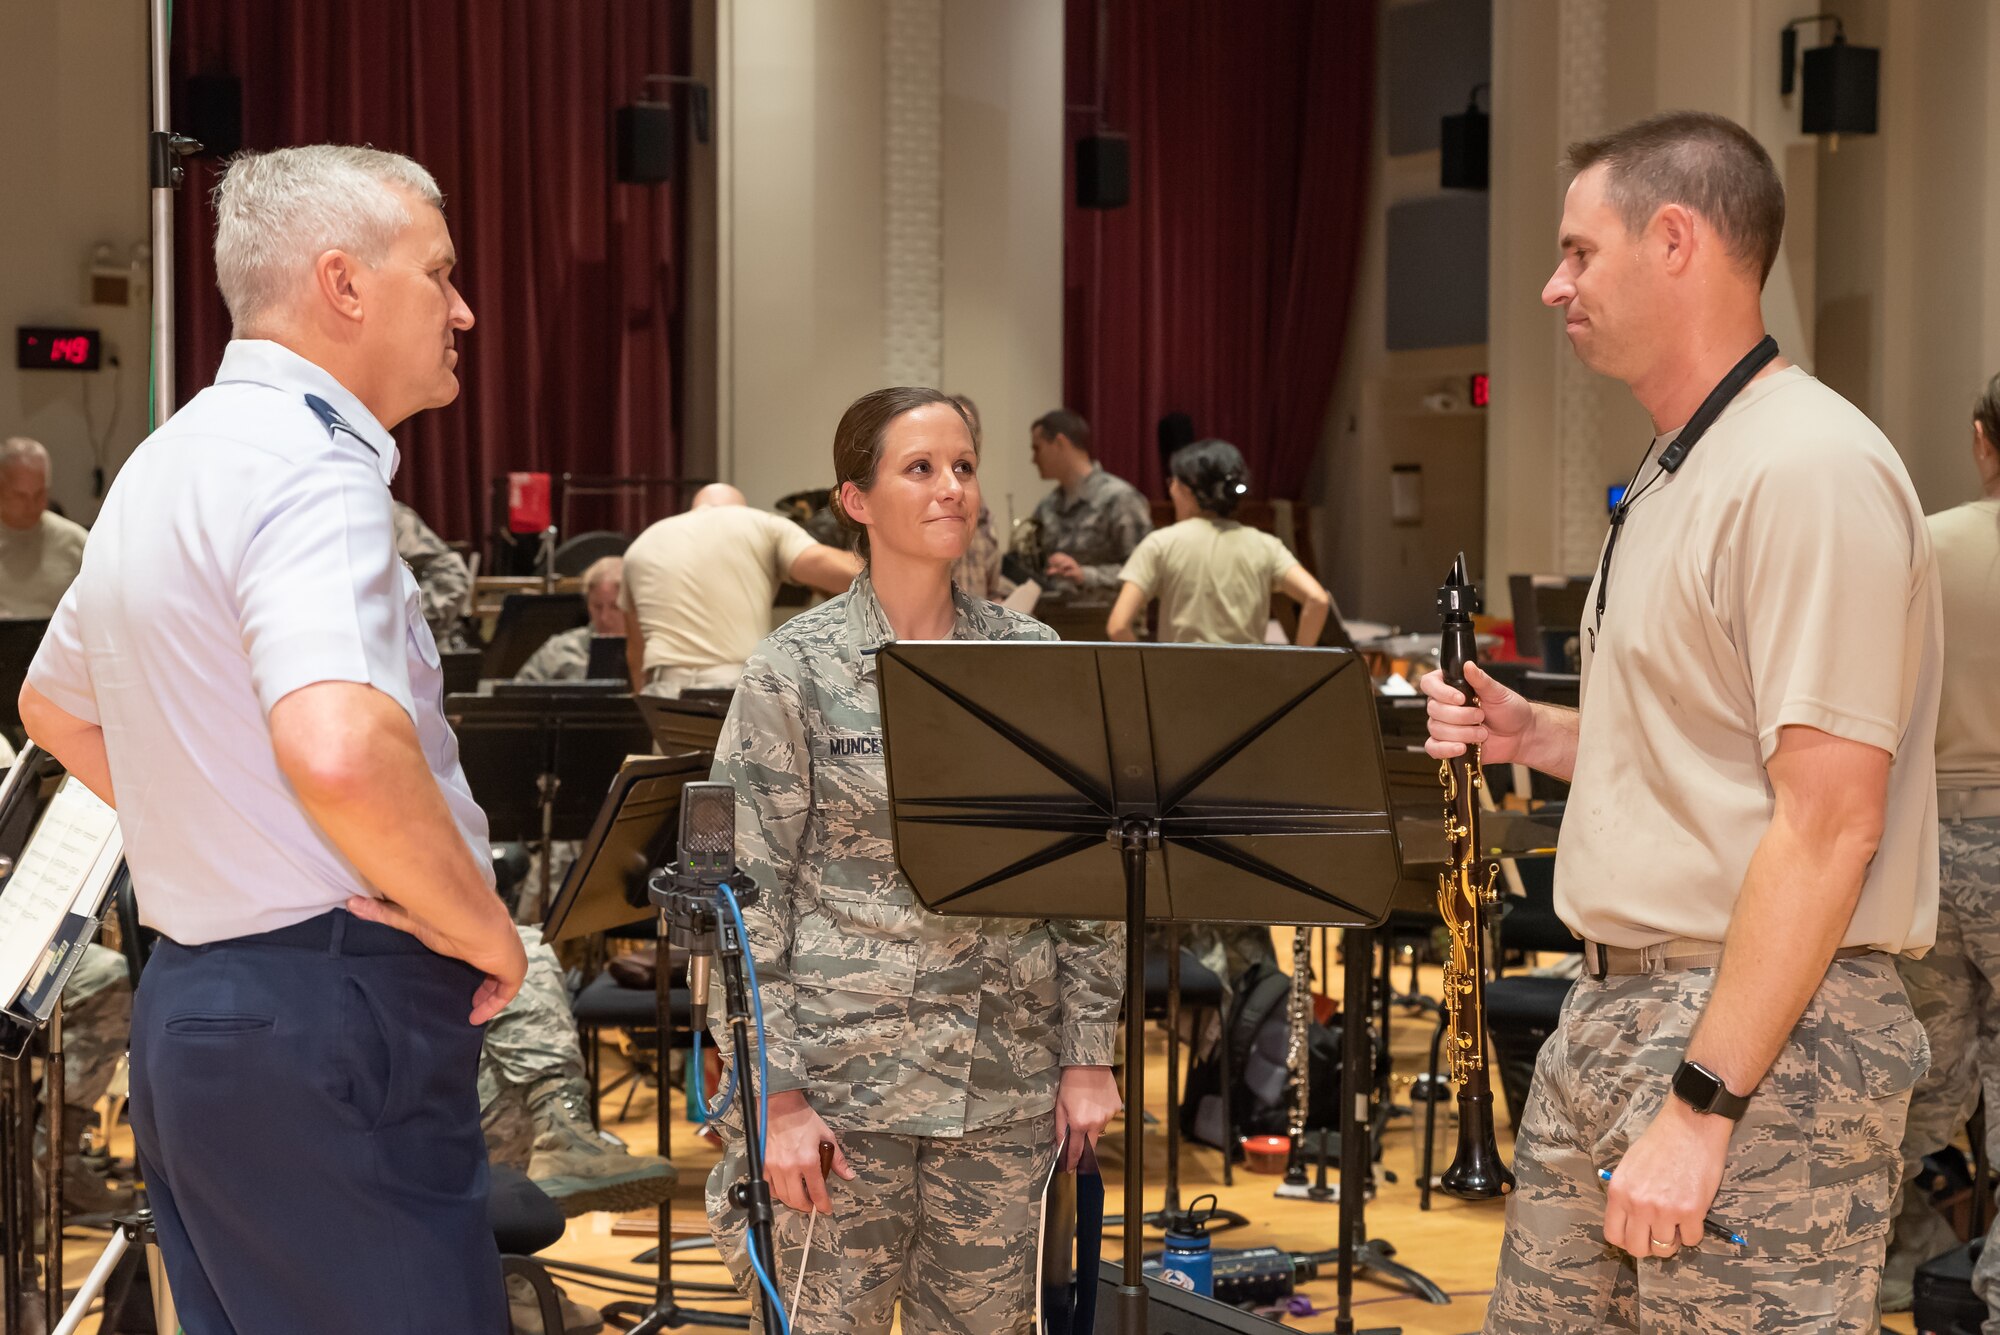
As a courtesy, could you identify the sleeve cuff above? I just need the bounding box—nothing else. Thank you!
[23,665,99,726]
[1759,700,1901,763]
[1061,1023,1119,1069]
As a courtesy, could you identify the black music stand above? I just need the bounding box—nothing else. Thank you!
[0,618,50,746]
[875,641,1409,1335]
[482,592,588,680]
[0,748,139,1329]
[448,690,653,914]
[636,691,735,757]
[585,635,628,682]
[539,752,746,1332]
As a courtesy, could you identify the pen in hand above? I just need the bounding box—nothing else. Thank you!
[1596,1168,1747,1247]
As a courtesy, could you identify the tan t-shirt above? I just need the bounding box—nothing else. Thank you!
[622,506,818,673]
[1117,518,1300,645]
[0,510,87,618]
[1559,366,1941,955]
[1928,498,2000,791]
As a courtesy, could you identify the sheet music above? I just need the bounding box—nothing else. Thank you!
[1003,579,1043,616]
[0,778,121,1010]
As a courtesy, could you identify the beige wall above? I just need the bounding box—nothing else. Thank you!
[714,0,1059,530]
[0,2,151,525]
[1479,0,1823,609]
[1814,0,2000,513]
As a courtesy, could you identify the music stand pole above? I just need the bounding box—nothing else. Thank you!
[43,999,63,1323]
[600,911,743,1333]
[1115,822,1151,1335]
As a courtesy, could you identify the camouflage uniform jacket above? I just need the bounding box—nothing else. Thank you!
[1026,466,1152,604]
[392,501,472,648]
[950,504,1004,601]
[712,569,1125,1137]
[514,625,592,683]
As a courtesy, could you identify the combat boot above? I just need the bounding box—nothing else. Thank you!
[506,1272,605,1335]
[1880,1185,1962,1313]
[525,1077,676,1217]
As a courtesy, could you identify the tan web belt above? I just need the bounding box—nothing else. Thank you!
[1939,787,2000,821]
[1581,938,1877,979]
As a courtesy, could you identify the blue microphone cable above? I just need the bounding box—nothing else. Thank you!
[719,881,787,1333]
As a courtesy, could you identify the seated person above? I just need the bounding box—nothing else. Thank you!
[0,436,88,618]
[515,555,625,683]
[393,499,474,650]
[1107,439,1335,986]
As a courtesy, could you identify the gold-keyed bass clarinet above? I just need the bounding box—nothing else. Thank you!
[1434,554,1514,1199]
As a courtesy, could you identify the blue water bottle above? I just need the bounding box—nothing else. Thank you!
[1159,1195,1217,1297]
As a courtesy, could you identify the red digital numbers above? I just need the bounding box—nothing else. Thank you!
[1469,372,1490,408]
[51,336,90,365]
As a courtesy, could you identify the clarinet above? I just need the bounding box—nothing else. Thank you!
[1280,928,1313,1190]
[1434,554,1514,1200]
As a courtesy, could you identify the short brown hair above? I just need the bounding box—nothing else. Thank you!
[1566,111,1785,285]
[829,387,974,559]
[1031,409,1092,458]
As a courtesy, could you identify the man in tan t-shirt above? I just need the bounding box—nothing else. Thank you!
[1882,378,2000,1314]
[1424,112,1940,1332]
[0,436,87,618]
[622,484,861,697]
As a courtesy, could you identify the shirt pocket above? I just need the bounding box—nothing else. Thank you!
[789,912,918,1089]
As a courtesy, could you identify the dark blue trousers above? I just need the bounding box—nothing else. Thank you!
[127,909,506,1335]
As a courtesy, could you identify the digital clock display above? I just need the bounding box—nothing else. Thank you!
[17,327,101,371]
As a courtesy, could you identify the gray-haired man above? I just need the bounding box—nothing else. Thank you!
[22,145,523,1334]
[0,436,87,618]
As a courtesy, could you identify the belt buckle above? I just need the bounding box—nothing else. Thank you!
[1584,941,1608,980]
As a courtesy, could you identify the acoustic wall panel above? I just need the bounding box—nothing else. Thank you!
[1383,0,1492,157]
[1385,194,1489,350]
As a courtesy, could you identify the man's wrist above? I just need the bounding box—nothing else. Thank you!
[1657,1084,1738,1140]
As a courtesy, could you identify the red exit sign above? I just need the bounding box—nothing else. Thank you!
[17,326,101,371]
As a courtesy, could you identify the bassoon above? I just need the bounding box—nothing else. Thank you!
[1434,554,1514,1199]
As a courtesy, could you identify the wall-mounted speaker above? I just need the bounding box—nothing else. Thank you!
[1076,133,1130,210]
[186,74,243,158]
[1440,105,1489,190]
[1801,37,1878,136]
[615,103,675,185]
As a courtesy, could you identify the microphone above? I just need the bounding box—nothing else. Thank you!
[672,781,739,1035]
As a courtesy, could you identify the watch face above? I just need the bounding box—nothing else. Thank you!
[1673,1061,1721,1111]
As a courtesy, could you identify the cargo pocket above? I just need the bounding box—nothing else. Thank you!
[1811,1005,1926,1203]
[790,915,917,1092]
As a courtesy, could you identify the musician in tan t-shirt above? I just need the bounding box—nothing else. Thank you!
[1883,375,2000,1314]
[621,484,861,697]
[1424,113,1940,1331]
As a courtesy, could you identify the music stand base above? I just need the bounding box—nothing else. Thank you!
[603,1298,749,1332]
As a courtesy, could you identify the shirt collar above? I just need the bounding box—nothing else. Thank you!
[214,339,400,485]
[1059,463,1101,503]
[842,567,988,671]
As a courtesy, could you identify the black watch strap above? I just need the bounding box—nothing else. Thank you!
[1673,1060,1750,1120]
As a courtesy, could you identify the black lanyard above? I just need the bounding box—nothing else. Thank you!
[1591,335,1779,641]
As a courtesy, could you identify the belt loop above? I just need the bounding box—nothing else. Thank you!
[328,910,348,959]
[1585,941,1606,980]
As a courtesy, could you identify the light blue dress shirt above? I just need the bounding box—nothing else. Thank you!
[27,340,494,944]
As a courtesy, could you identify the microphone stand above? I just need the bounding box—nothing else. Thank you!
[654,870,784,1335]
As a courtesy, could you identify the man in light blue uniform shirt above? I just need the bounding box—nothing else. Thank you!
[20,145,525,1334]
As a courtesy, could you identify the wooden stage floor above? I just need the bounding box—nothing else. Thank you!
[58,947,1924,1334]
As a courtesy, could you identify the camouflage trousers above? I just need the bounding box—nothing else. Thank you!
[480,925,586,1168]
[1484,953,1927,1333]
[1894,815,2000,1329]
[45,944,131,1120]
[706,1112,1056,1335]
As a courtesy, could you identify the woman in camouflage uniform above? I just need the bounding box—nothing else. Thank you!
[706,386,1125,1334]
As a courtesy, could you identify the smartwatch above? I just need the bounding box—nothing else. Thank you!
[1671,1060,1750,1121]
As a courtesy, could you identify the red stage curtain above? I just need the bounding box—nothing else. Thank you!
[170,1,686,543]
[1063,0,1375,501]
